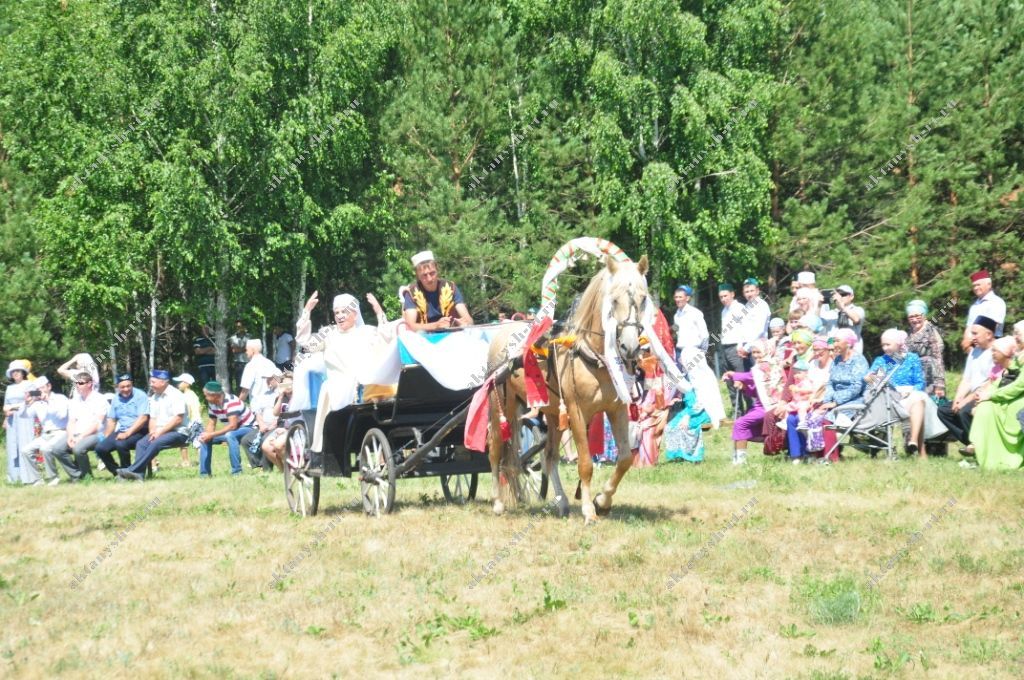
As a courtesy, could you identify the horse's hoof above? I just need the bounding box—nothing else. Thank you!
[594,493,612,516]
[492,500,505,516]
[556,502,571,519]
[594,503,611,517]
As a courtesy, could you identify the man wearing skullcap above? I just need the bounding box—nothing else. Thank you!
[737,278,771,361]
[937,316,997,452]
[961,269,1006,351]
[402,250,473,331]
[789,271,822,317]
[718,283,749,414]
[116,370,189,481]
[673,285,725,427]
[94,373,150,477]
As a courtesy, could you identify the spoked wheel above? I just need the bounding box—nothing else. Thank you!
[283,423,320,517]
[359,428,396,517]
[520,423,548,502]
[440,473,478,504]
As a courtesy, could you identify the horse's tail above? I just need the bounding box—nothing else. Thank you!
[496,381,522,509]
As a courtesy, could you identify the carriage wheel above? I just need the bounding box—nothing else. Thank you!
[283,423,320,517]
[520,424,548,502]
[359,428,396,517]
[440,473,478,504]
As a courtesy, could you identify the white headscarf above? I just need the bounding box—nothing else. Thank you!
[332,294,364,328]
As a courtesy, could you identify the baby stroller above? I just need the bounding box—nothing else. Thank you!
[823,366,906,461]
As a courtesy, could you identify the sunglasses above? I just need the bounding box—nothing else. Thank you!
[75,380,92,386]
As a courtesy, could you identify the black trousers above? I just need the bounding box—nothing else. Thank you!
[936,401,976,445]
[721,344,750,416]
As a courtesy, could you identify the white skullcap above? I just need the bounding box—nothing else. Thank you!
[411,250,435,267]
[796,271,816,285]
[33,376,50,388]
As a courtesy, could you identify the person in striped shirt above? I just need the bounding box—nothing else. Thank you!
[196,381,256,476]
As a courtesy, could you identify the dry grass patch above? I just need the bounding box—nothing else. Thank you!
[1,433,1023,678]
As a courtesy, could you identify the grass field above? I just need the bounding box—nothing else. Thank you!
[2,426,1023,679]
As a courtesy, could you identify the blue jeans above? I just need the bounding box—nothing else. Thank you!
[128,431,188,474]
[198,426,254,476]
[786,413,807,459]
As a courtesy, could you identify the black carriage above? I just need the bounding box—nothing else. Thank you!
[282,363,548,517]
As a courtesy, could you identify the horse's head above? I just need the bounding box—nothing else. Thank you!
[605,255,649,368]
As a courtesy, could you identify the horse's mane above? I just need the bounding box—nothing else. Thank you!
[567,260,641,351]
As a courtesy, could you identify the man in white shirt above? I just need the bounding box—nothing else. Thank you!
[241,367,283,469]
[49,372,108,482]
[938,316,997,451]
[238,339,279,403]
[789,271,821,316]
[960,269,1006,350]
[116,369,189,482]
[23,377,69,485]
[673,285,708,360]
[820,284,866,354]
[273,324,296,370]
[672,285,724,427]
[737,277,771,363]
[718,283,749,414]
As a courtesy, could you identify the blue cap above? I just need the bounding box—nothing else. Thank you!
[150,369,171,380]
[676,285,693,296]
[743,277,760,287]
[115,373,133,383]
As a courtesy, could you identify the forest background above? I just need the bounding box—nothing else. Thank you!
[1,0,1020,384]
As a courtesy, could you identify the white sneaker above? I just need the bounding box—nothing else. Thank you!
[958,460,978,470]
[792,457,804,465]
[732,451,747,466]
[47,477,60,486]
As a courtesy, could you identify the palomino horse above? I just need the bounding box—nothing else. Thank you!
[486,255,650,522]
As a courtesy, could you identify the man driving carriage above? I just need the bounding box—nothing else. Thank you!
[402,250,474,331]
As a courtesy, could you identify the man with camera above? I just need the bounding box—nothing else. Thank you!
[21,377,68,485]
[820,284,865,354]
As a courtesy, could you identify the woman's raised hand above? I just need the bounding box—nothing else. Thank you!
[304,291,319,314]
[366,293,384,317]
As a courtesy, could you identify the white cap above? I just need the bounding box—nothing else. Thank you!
[33,376,50,389]
[411,250,435,267]
[796,271,816,285]
[173,372,195,385]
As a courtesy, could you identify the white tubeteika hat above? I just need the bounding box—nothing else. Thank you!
[411,250,435,267]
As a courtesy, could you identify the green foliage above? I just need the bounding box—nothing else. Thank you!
[0,0,1018,365]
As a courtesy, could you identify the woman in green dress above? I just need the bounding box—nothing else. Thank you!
[970,336,1024,470]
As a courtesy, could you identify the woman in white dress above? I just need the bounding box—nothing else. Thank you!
[294,291,398,454]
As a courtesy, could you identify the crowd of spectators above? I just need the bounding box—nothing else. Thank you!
[677,269,1021,469]
[3,266,1022,485]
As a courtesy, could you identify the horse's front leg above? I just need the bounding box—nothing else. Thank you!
[594,406,634,516]
[571,406,598,524]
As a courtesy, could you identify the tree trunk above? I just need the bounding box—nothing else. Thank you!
[214,289,230,384]
[105,319,119,379]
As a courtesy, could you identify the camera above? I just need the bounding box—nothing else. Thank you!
[820,288,836,301]
[28,390,42,398]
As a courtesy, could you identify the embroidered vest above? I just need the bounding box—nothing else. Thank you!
[409,279,456,324]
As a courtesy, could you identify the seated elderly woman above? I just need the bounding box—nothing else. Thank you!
[969,336,1023,470]
[866,329,946,457]
[294,291,398,462]
[904,299,947,399]
[816,328,869,462]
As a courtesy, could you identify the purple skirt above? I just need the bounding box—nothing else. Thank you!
[732,404,766,441]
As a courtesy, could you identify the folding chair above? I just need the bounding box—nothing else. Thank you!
[823,366,906,461]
